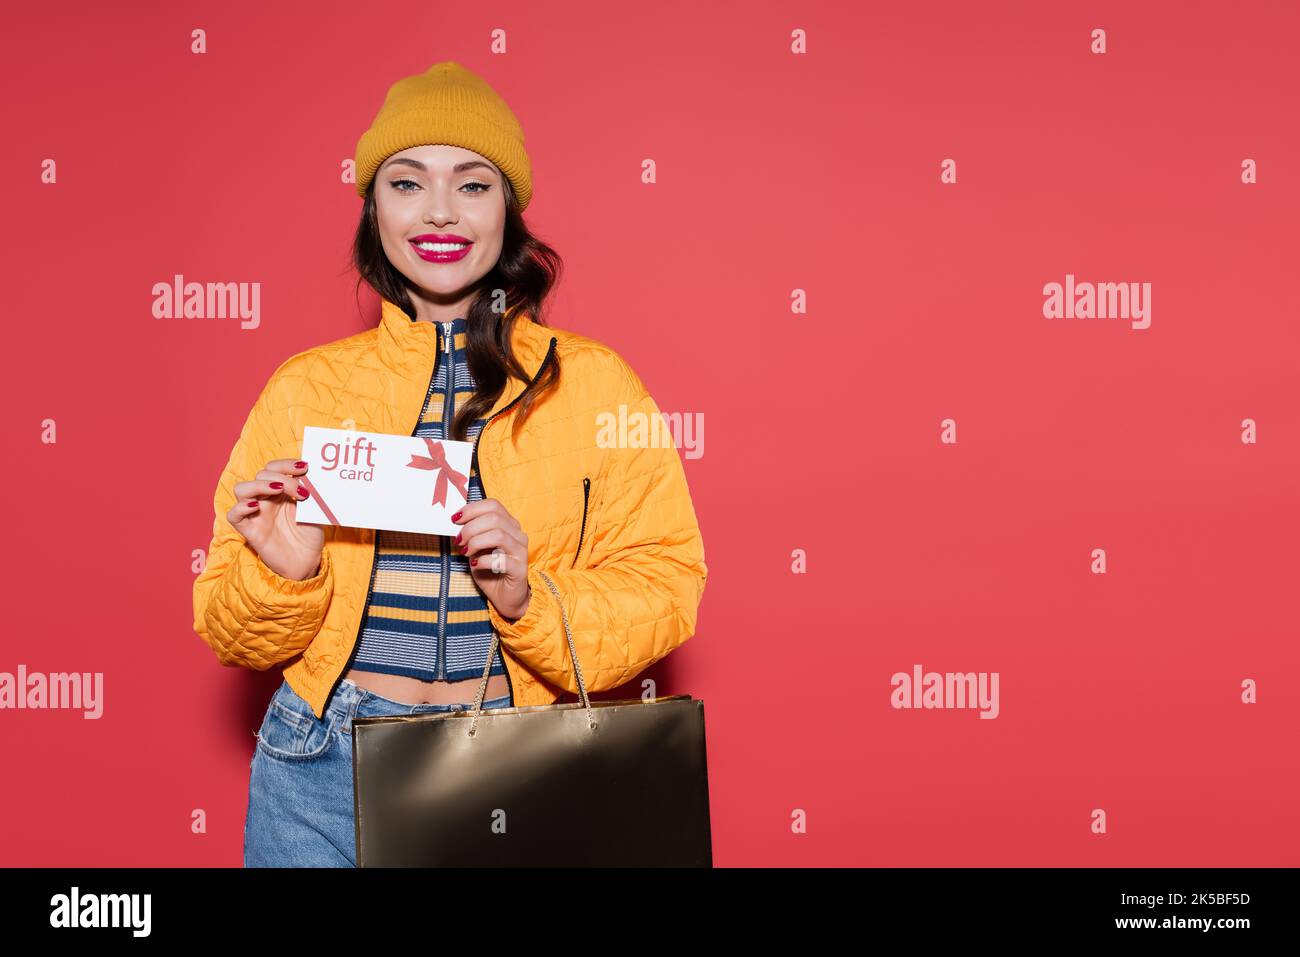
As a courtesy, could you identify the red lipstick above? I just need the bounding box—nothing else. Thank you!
[409,233,473,263]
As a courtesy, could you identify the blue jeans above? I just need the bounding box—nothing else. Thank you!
[243,676,513,867]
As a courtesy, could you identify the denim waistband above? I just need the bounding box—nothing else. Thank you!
[328,677,512,724]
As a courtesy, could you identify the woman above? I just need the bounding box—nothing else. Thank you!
[191,61,708,867]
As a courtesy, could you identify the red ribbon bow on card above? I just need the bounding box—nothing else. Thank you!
[406,437,469,509]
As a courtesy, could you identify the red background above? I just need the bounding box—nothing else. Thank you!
[3,0,1297,865]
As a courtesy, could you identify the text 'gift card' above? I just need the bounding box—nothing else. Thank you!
[293,425,473,536]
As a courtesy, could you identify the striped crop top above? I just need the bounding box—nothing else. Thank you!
[347,315,509,689]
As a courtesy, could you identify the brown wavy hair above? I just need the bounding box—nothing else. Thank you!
[350,172,563,444]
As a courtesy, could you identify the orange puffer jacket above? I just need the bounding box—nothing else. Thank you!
[193,298,708,718]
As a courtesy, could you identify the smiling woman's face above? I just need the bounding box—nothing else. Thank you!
[373,143,507,314]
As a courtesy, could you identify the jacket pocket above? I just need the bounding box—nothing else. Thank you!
[572,476,592,568]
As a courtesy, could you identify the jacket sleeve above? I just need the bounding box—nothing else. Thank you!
[487,359,707,695]
[192,367,336,670]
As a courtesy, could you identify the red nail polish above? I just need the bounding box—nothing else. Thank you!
[469,558,477,566]
[294,461,307,468]
[298,487,310,499]
[451,510,463,522]
[269,481,284,490]
[454,533,462,545]
[248,500,259,507]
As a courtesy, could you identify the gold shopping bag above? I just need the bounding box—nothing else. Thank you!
[352,570,713,866]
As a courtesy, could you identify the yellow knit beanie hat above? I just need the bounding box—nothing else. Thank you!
[353,61,533,210]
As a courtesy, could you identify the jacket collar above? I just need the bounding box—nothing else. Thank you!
[376,296,556,416]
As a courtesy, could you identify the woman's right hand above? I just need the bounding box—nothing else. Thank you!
[227,460,325,580]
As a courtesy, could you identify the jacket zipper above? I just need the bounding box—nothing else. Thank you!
[323,319,447,713]
[436,321,454,680]
[472,334,558,706]
[572,476,590,568]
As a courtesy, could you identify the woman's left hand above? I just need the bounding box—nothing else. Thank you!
[452,499,531,621]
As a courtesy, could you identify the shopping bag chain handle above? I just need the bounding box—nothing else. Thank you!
[467,569,596,735]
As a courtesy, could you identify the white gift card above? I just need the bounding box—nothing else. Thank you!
[293,425,474,536]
